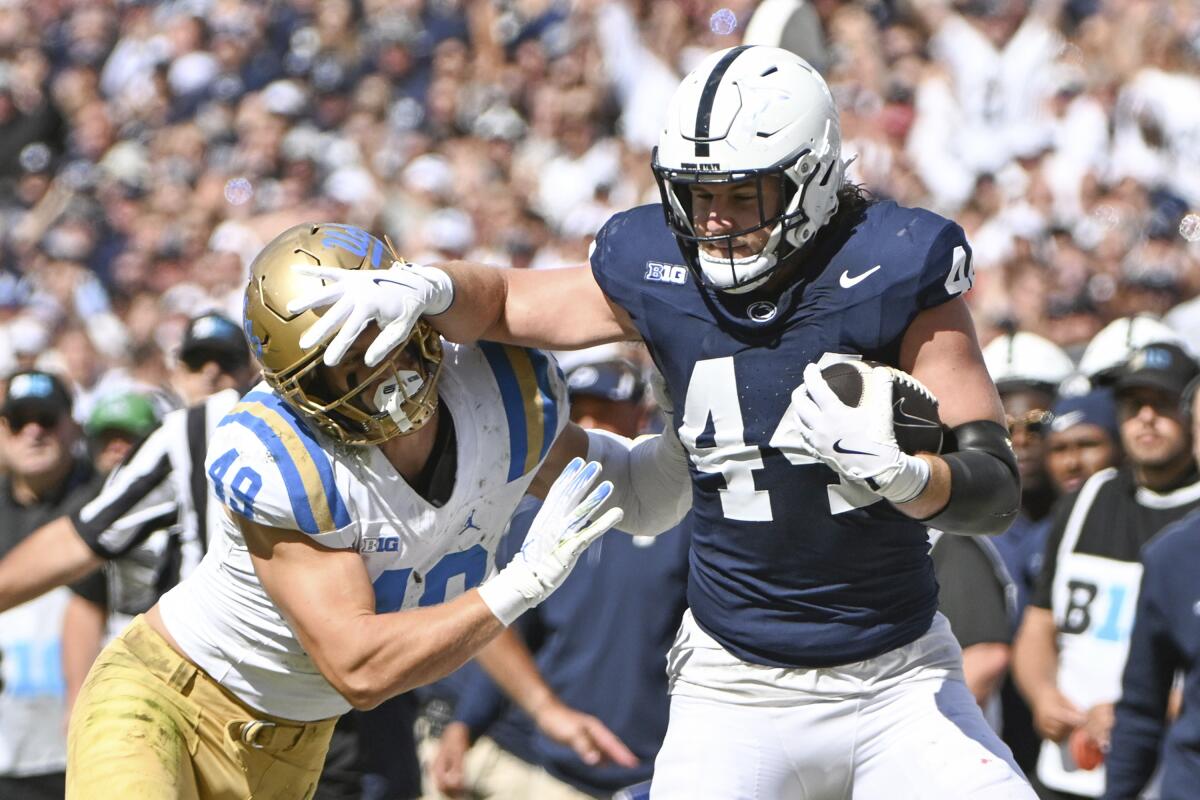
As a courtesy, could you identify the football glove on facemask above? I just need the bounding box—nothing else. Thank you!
[790,363,931,504]
[288,261,455,367]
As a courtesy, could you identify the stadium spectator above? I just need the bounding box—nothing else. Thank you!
[82,390,158,475]
[1014,343,1200,799]
[0,371,101,800]
[981,332,1076,772]
[1044,389,1121,497]
[1103,385,1200,799]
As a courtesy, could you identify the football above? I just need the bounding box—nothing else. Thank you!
[821,360,944,455]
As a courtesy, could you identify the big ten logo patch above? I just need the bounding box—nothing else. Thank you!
[361,535,400,554]
[644,262,688,285]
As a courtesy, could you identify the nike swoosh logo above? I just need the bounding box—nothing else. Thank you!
[839,265,882,289]
[833,440,877,456]
[372,277,406,288]
[893,398,938,428]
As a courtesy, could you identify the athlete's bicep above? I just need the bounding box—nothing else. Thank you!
[900,297,1004,428]
[493,266,638,349]
[240,515,375,669]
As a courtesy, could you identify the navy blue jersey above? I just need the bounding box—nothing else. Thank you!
[591,201,974,668]
[1105,511,1200,800]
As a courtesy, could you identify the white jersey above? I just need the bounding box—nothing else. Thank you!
[159,342,566,721]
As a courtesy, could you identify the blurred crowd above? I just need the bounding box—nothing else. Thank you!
[2,0,1200,798]
[1,0,1200,407]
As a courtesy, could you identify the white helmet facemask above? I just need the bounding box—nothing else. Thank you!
[652,46,844,293]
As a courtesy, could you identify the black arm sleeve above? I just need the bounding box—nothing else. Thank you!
[924,420,1020,536]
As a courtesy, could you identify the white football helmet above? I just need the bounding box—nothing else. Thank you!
[652,45,843,292]
[1078,315,1185,384]
[982,332,1075,394]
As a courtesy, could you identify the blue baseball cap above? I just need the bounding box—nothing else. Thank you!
[1050,389,1119,441]
[565,360,645,404]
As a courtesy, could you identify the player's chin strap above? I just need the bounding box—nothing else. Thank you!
[920,420,1020,537]
[584,425,691,538]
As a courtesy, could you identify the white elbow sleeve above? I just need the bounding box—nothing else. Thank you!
[584,426,691,537]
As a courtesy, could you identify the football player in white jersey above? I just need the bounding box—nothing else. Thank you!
[64,223,690,800]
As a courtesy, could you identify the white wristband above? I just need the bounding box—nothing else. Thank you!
[477,566,542,627]
[876,454,931,505]
[421,265,455,316]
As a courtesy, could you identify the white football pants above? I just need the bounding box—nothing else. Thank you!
[650,611,1034,799]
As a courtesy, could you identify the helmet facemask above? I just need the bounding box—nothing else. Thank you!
[653,141,841,294]
[270,320,443,447]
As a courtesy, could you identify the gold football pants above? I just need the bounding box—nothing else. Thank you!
[66,616,338,799]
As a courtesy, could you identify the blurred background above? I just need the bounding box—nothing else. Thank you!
[0,0,1197,418]
[2,2,1200,797]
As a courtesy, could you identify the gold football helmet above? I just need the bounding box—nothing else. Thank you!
[243,222,443,446]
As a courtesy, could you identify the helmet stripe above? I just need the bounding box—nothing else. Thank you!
[694,45,751,157]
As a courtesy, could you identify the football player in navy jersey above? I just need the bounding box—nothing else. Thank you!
[294,46,1030,799]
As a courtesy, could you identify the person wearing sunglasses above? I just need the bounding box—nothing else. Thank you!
[0,370,104,800]
[1014,343,1200,800]
[981,330,1076,774]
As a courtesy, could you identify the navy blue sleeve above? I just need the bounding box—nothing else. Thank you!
[1104,543,1181,799]
[915,219,974,311]
[589,207,654,322]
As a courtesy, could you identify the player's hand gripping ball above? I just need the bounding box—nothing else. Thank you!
[819,360,943,455]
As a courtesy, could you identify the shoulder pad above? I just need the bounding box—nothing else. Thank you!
[476,343,568,481]
[914,212,974,309]
[208,390,352,539]
[590,204,680,320]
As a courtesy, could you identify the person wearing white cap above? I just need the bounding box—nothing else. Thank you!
[1014,343,1200,799]
[980,329,1076,774]
[1078,315,1185,386]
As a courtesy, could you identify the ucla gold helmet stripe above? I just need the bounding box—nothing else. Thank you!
[480,344,559,481]
[221,392,351,533]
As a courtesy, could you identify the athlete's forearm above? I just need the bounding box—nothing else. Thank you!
[895,454,950,520]
[0,516,102,612]
[1012,606,1061,704]
[428,261,509,344]
[912,421,1020,536]
[474,627,559,719]
[961,642,1010,707]
[327,591,505,710]
[434,262,633,349]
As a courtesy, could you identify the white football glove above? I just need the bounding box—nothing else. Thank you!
[477,458,623,625]
[286,261,454,367]
[790,362,930,504]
